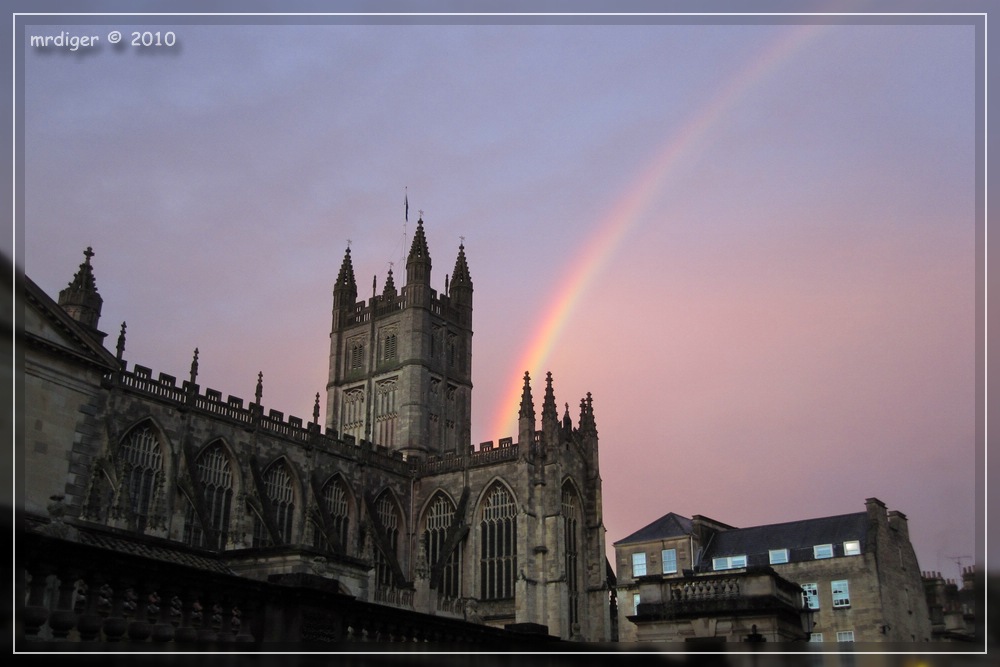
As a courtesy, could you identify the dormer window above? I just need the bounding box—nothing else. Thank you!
[814,544,834,559]
[844,540,861,556]
[712,555,747,571]
[768,548,789,564]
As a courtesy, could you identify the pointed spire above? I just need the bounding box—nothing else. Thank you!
[408,217,430,261]
[405,216,432,286]
[542,371,558,423]
[334,250,357,316]
[382,265,397,299]
[518,371,535,421]
[313,392,321,425]
[115,321,127,361]
[451,240,472,288]
[334,245,357,299]
[189,348,199,385]
[58,246,105,338]
[562,402,573,435]
[66,246,98,292]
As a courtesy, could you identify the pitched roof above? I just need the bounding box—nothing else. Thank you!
[23,274,119,370]
[702,512,869,566]
[614,512,693,545]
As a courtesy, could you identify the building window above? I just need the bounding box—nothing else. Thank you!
[632,552,647,577]
[712,555,747,571]
[844,540,861,556]
[832,580,851,608]
[633,593,640,612]
[661,548,677,574]
[350,341,364,370]
[836,630,855,642]
[801,583,819,610]
[424,492,461,599]
[809,633,824,642]
[313,477,349,552]
[118,425,163,532]
[480,483,517,600]
[253,461,294,547]
[183,442,232,550]
[768,548,789,564]
[374,492,401,588]
[562,485,580,630]
[383,333,397,361]
[813,544,834,559]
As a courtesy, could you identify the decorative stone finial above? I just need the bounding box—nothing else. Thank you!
[255,371,263,405]
[189,347,199,385]
[115,321,127,361]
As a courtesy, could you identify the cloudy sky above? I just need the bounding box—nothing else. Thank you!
[15,6,985,580]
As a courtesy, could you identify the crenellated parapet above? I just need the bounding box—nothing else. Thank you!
[103,360,413,475]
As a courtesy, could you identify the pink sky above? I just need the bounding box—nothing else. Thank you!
[15,13,986,581]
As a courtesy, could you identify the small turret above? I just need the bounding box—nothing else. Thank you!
[406,217,432,285]
[541,372,559,447]
[332,246,358,329]
[58,247,106,343]
[518,371,536,448]
[449,241,473,324]
[382,266,398,300]
[404,217,432,308]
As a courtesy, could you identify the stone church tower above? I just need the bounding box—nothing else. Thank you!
[326,217,473,459]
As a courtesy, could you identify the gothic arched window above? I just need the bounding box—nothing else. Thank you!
[424,492,461,599]
[118,424,163,532]
[480,483,517,600]
[562,482,581,632]
[183,443,233,550]
[313,477,350,552]
[253,461,295,547]
[373,492,400,588]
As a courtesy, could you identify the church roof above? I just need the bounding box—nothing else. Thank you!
[614,512,694,545]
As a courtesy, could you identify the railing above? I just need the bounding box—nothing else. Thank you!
[668,577,741,601]
[20,523,561,648]
[371,586,414,610]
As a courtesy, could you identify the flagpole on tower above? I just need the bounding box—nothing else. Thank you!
[401,186,409,268]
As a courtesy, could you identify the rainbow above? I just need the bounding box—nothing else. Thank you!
[486,23,823,441]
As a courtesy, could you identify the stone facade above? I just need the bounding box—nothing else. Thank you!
[614,498,933,644]
[21,223,612,643]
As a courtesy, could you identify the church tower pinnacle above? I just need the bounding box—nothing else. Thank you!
[58,247,106,344]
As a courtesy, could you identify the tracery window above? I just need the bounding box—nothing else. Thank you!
[183,442,233,549]
[253,461,294,547]
[119,425,163,532]
[313,477,350,551]
[373,492,400,588]
[480,483,517,600]
[424,492,461,599]
[562,484,580,631]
